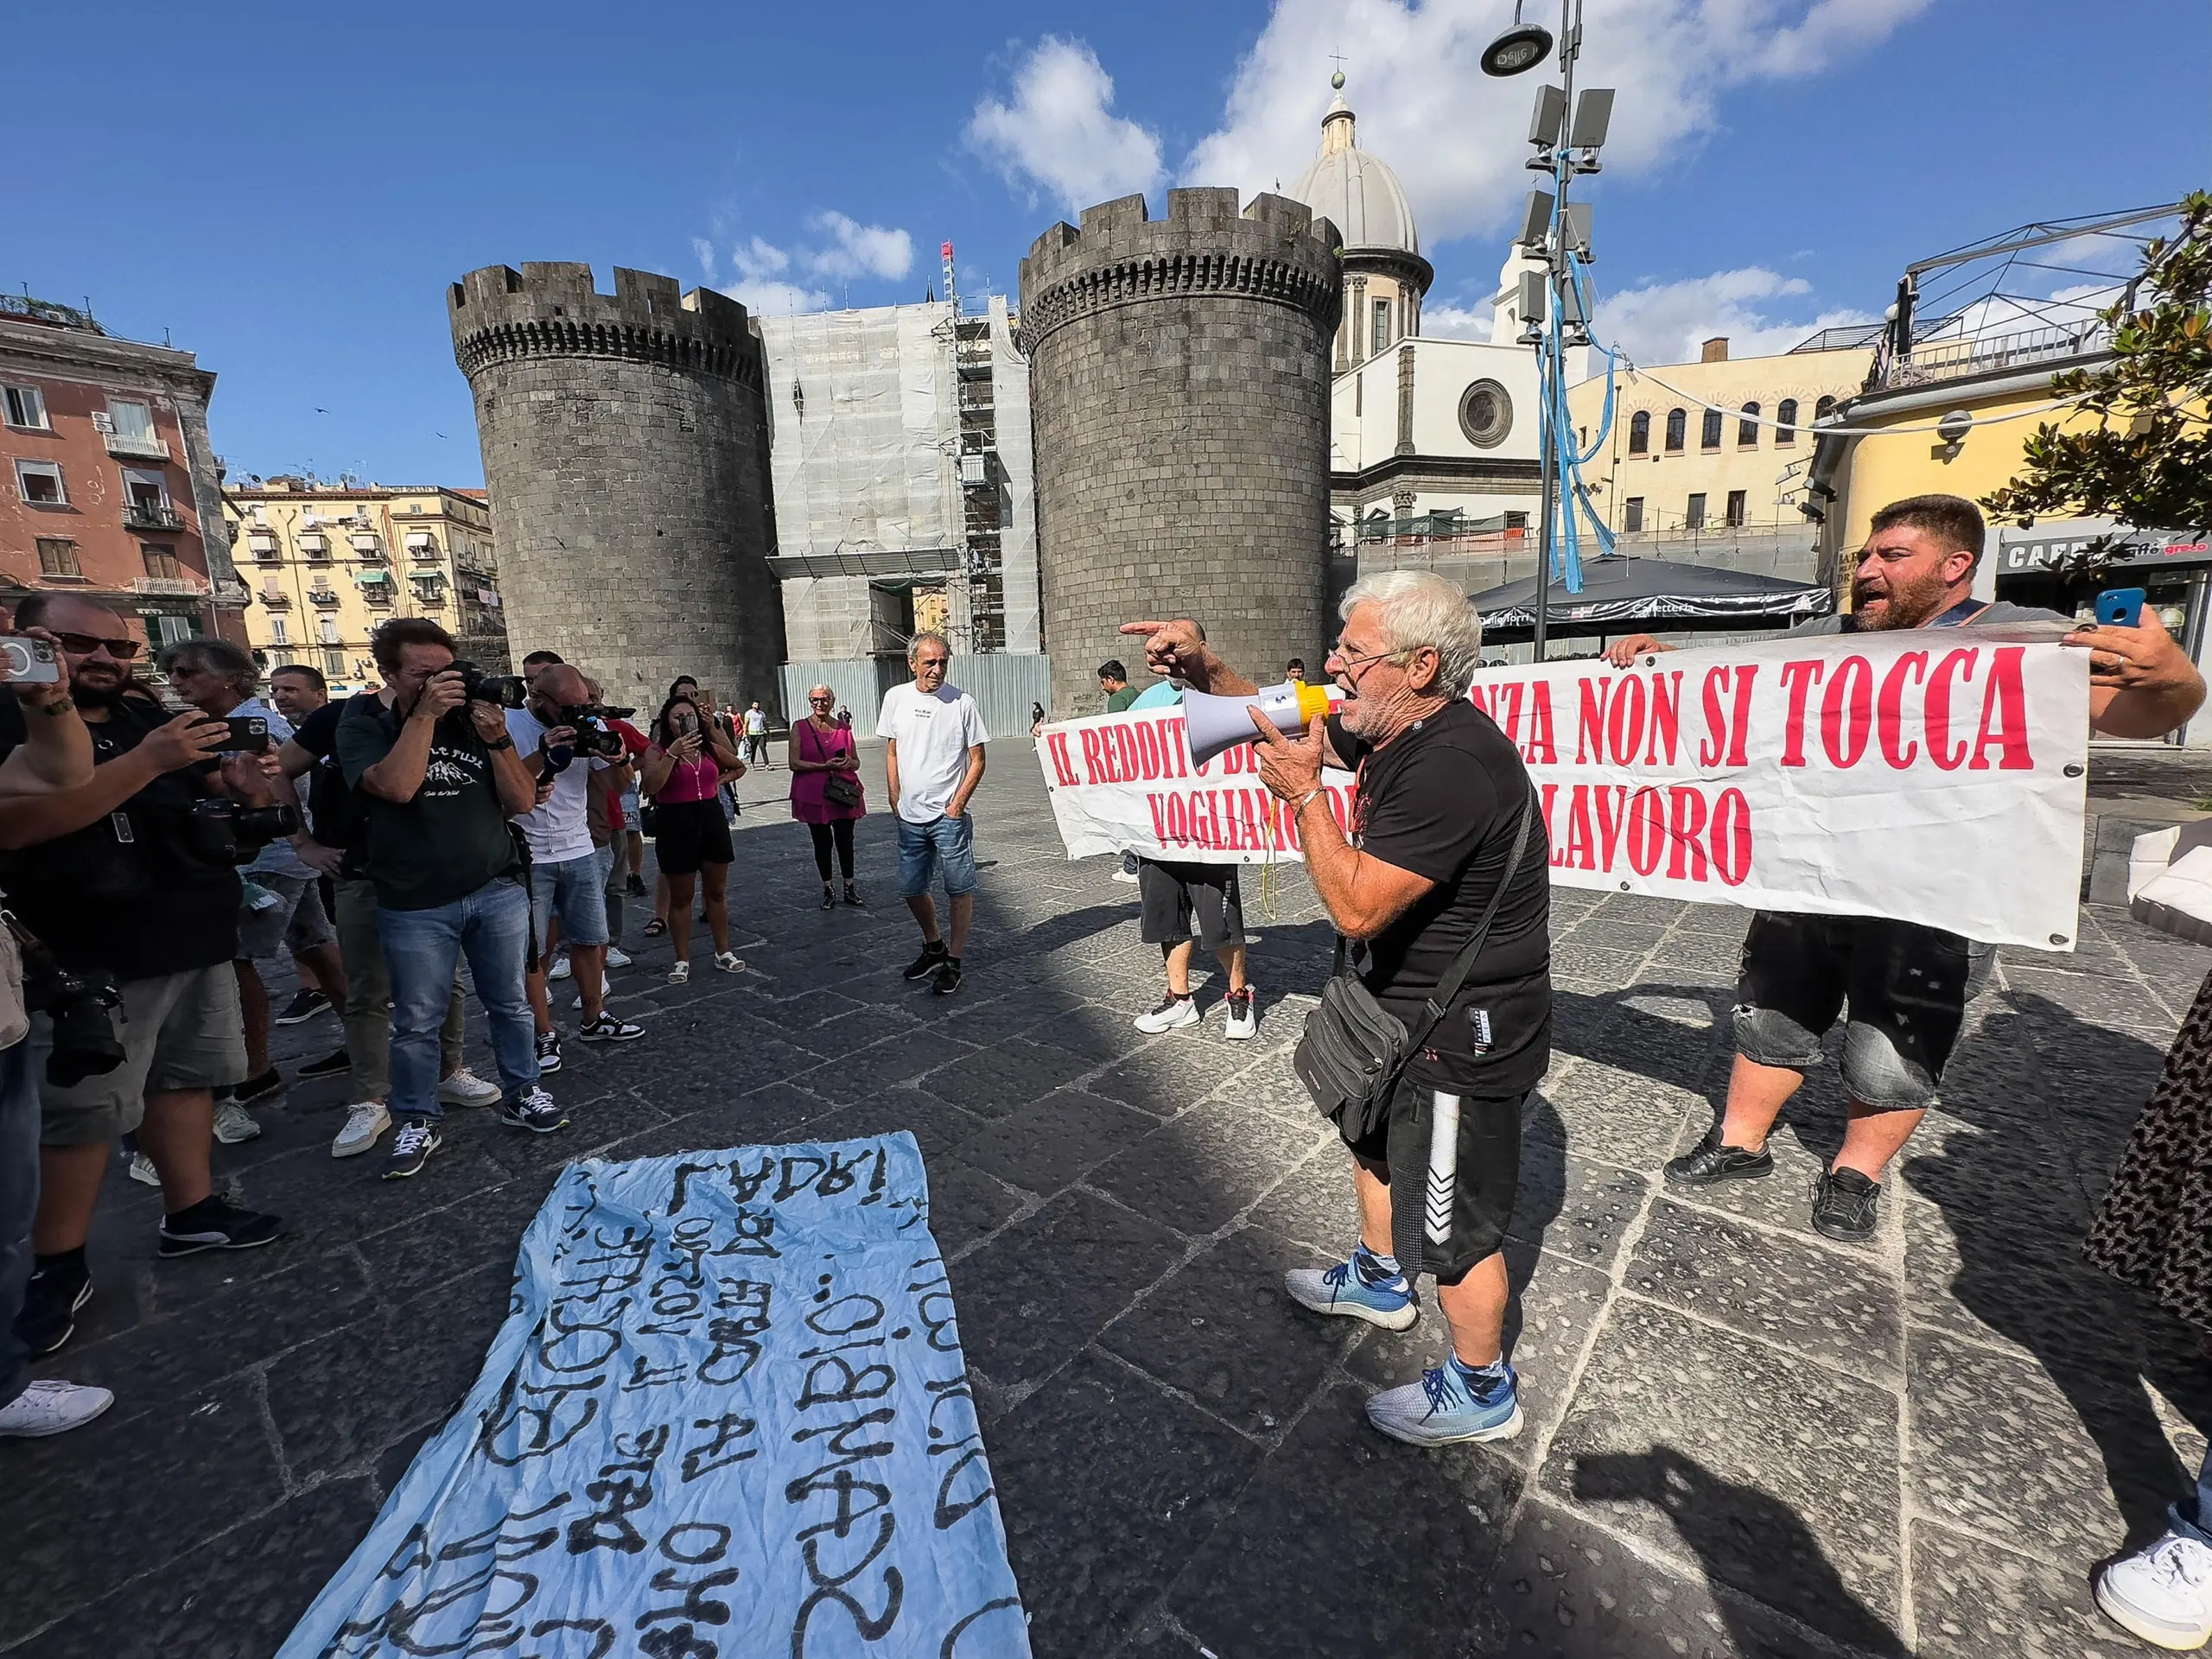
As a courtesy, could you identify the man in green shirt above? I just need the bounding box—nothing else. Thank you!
[335,619,565,1180]
[1098,660,1140,715]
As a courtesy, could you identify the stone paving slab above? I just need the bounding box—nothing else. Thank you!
[3,740,2209,1658]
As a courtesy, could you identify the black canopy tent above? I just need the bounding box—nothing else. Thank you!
[1465,555,1833,639]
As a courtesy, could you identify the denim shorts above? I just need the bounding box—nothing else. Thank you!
[1732,911,1970,1111]
[897,814,978,899]
[529,852,611,950]
[237,869,338,961]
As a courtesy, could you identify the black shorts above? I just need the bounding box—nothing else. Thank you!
[1137,859,1245,951]
[1733,912,1969,1110]
[1344,1071,1521,1285]
[652,798,734,876]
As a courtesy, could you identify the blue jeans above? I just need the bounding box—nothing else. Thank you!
[0,1039,41,1405]
[530,852,610,950]
[2177,1443,2212,1546]
[377,878,537,1122]
[896,814,977,899]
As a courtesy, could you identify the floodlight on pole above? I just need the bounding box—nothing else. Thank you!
[1482,2,1555,77]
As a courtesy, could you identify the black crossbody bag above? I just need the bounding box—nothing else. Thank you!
[1294,788,1535,1141]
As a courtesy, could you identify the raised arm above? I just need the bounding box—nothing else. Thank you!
[1119,619,1260,698]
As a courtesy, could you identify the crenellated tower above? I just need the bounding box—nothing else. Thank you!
[448,264,784,709]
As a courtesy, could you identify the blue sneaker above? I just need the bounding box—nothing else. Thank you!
[1284,1252,1418,1332]
[1366,1360,1524,1447]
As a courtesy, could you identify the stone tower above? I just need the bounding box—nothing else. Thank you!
[1020,188,1341,715]
[448,264,784,712]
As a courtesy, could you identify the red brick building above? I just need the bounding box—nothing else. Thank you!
[0,296,247,648]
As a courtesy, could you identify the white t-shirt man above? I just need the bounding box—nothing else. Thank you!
[875,682,988,824]
[505,706,607,864]
[743,706,768,736]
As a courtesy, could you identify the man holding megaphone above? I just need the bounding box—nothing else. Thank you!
[1122,569,1551,1448]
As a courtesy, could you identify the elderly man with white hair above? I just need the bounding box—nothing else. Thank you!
[1124,570,1549,1446]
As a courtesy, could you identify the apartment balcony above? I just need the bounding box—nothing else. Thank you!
[104,432,169,462]
[133,575,207,598]
[259,589,291,609]
[121,501,185,533]
[363,586,395,609]
[309,589,342,608]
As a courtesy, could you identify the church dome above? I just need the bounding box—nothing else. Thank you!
[1288,79,1421,258]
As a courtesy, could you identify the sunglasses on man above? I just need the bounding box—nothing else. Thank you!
[52,631,142,660]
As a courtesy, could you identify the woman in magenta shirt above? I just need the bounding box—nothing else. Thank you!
[639,692,745,982]
[788,683,866,908]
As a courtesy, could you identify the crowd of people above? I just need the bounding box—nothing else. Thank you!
[3,494,2210,1648]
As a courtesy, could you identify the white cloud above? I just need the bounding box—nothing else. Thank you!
[690,237,716,281]
[720,237,828,314]
[1421,301,1493,341]
[1182,0,1932,247]
[968,36,1164,213]
[733,238,791,278]
[1592,266,1874,365]
[807,212,914,282]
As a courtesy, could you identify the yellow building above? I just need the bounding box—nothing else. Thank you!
[223,480,510,692]
[1568,335,1872,547]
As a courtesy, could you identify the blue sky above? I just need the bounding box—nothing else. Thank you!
[19,0,2207,488]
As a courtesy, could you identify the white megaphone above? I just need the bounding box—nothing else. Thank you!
[1181,679,1337,769]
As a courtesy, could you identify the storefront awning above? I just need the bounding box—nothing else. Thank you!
[1466,555,1833,635]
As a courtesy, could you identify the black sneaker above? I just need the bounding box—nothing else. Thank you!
[384,1116,442,1179]
[297,1047,352,1080]
[1810,1168,1882,1242]
[904,942,950,982]
[578,1014,645,1043]
[535,1030,563,1074]
[15,1256,92,1357]
[234,1067,285,1105]
[500,1087,568,1135]
[931,957,963,997]
[626,872,646,897]
[273,988,330,1027]
[156,1196,284,1257]
[1663,1127,1775,1186]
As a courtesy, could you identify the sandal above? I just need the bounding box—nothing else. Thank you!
[643,918,667,938]
[668,960,690,984]
[714,951,746,974]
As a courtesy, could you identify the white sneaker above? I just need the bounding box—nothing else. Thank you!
[1134,993,1200,1033]
[332,1101,391,1158]
[127,1150,160,1186]
[0,1378,115,1438]
[1222,988,1257,1041]
[213,1101,262,1144]
[2097,1529,2212,1649]
[606,945,633,969]
[547,956,572,982]
[436,1067,501,1107]
[1110,870,1140,885]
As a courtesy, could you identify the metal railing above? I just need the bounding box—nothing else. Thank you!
[121,501,184,532]
[1881,322,2110,389]
[105,433,170,462]
[132,575,205,596]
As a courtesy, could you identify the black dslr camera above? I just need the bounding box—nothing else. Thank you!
[15,930,123,1088]
[451,661,528,709]
[557,703,631,760]
[181,797,301,866]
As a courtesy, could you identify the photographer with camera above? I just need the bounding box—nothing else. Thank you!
[161,639,349,1135]
[0,621,115,1434]
[507,661,644,1071]
[336,619,564,1179]
[2,595,288,1374]
[639,688,746,982]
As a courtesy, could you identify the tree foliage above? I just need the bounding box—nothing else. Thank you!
[1983,190,2212,540]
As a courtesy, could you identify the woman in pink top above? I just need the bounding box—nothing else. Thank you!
[639,692,745,983]
[788,683,866,909]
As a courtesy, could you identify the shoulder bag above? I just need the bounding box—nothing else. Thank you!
[810,721,863,810]
[1293,787,1535,1142]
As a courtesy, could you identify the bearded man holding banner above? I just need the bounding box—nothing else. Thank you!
[1607,493,2205,1240]
[1124,570,1552,1447]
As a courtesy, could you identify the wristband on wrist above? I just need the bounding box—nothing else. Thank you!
[1296,787,1325,812]
[486,735,514,752]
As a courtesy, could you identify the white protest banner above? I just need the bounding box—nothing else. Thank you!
[279,1134,1030,1659]
[1036,705,1354,866]
[1471,626,2089,949]
[1038,628,2091,949]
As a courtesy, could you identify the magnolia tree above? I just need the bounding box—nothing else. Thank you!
[1984,190,2212,545]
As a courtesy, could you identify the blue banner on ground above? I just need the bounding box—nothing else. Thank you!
[279,1134,1031,1659]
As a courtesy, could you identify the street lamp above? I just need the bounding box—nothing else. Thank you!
[1482,0,1612,664]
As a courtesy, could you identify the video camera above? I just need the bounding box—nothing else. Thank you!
[557,702,633,760]
[451,661,528,709]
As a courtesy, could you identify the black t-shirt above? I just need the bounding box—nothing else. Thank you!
[334,697,523,910]
[1328,699,1551,1096]
[290,695,374,877]
[0,692,240,980]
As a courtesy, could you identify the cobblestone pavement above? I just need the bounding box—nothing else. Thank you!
[3,742,2208,1658]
